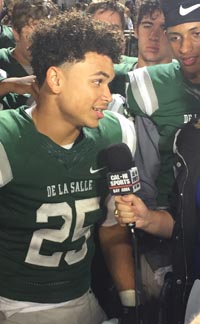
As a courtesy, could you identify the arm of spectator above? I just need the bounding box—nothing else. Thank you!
[0,75,39,100]
[115,194,174,238]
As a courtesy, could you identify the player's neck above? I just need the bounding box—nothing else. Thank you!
[32,104,81,146]
[137,55,172,68]
[12,47,30,68]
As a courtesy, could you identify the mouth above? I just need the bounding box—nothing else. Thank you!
[92,106,106,119]
[147,45,159,52]
[146,46,159,53]
[181,56,197,67]
[93,107,103,112]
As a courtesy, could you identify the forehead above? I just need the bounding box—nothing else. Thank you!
[167,21,200,34]
[65,52,114,78]
[141,9,165,24]
[92,9,122,29]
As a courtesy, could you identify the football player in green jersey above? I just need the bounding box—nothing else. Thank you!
[115,2,200,323]
[0,0,59,110]
[110,0,173,97]
[0,24,15,48]
[0,11,137,324]
[125,0,200,208]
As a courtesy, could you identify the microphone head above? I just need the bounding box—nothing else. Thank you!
[105,143,134,172]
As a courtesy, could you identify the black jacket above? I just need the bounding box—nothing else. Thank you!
[170,117,200,324]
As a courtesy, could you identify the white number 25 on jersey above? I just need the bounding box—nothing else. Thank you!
[25,197,100,267]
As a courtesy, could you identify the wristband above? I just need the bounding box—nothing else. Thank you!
[119,290,136,307]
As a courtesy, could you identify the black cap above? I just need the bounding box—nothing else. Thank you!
[161,0,200,27]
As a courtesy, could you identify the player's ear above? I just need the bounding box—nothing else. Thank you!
[46,66,62,94]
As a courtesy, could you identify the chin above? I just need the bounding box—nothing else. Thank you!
[85,120,100,129]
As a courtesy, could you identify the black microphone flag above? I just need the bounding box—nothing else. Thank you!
[105,143,141,195]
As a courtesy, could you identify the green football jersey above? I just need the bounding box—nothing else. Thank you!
[0,107,135,303]
[127,61,200,206]
[0,25,15,49]
[110,55,138,97]
[0,48,31,110]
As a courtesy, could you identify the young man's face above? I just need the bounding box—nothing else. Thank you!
[135,9,172,67]
[92,9,123,30]
[167,22,200,83]
[55,52,114,130]
[13,20,39,65]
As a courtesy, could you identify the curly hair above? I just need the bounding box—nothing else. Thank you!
[11,0,59,33]
[134,0,162,27]
[30,11,125,86]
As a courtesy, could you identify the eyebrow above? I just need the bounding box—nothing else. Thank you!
[188,26,200,32]
[168,26,200,35]
[91,71,110,78]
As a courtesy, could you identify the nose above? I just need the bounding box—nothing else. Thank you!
[149,28,161,41]
[179,36,193,54]
[102,85,112,104]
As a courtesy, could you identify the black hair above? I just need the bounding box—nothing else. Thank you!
[30,11,125,86]
[134,0,162,27]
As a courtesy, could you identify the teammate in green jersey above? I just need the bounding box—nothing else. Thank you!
[0,0,59,110]
[109,0,175,209]
[124,0,200,208]
[0,11,136,324]
[0,24,15,48]
[110,0,173,97]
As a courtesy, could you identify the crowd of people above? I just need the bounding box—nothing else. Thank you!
[0,0,199,324]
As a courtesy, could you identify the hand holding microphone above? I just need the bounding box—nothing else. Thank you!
[104,143,145,324]
[104,143,149,230]
[114,194,150,231]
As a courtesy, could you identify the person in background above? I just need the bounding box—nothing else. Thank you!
[0,10,137,324]
[0,0,16,48]
[124,0,135,25]
[124,6,133,31]
[124,0,200,208]
[0,0,16,25]
[87,0,138,57]
[86,0,126,31]
[0,22,14,48]
[109,1,174,323]
[114,1,200,323]
[0,0,59,110]
[110,0,173,96]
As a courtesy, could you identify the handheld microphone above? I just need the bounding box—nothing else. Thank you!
[105,143,140,195]
[104,143,141,230]
[105,143,141,320]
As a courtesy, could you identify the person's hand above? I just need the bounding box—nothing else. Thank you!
[1,75,39,100]
[114,194,151,230]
